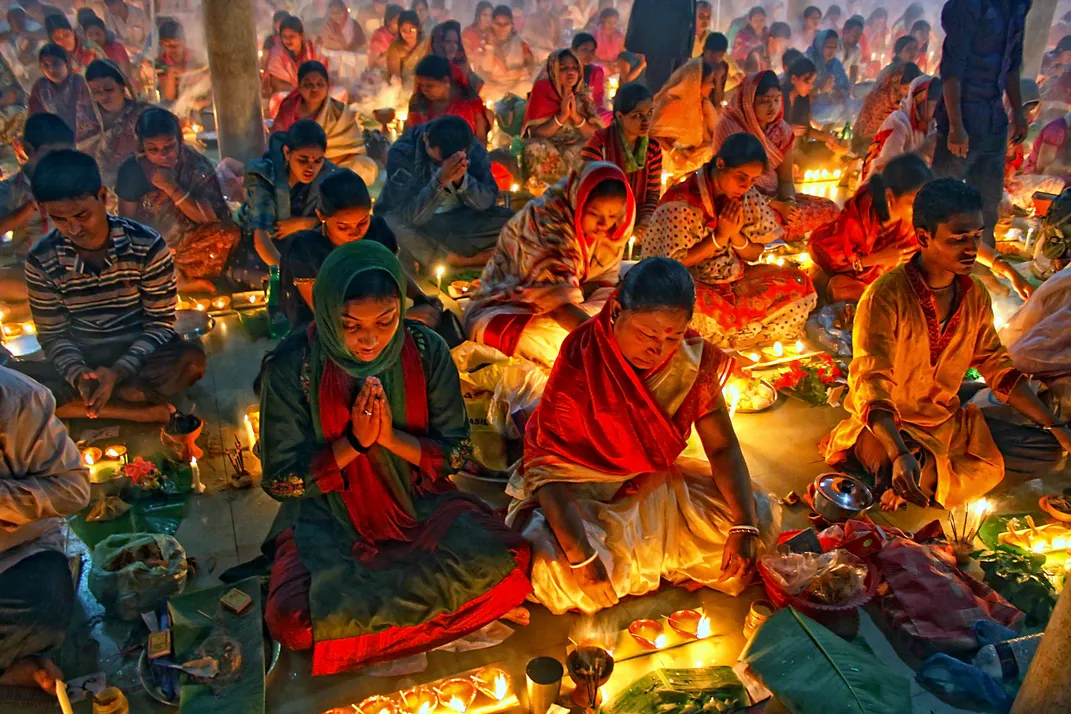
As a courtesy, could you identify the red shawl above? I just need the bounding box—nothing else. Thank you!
[808,184,917,284]
[521,48,596,134]
[524,297,732,477]
[407,64,489,136]
[272,88,305,133]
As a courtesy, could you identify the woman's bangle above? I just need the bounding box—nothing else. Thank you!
[344,424,370,454]
[568,551,600,569]
[174,191,192,206]
[1042,422,1069,432]
[730,235,749,250]
[852,258,864,273]
[729,525,760,537]
[553,115,565,127]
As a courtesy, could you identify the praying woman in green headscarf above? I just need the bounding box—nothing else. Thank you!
[257,240,532,676]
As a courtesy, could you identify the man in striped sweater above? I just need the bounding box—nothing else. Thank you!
[10,149,205,422]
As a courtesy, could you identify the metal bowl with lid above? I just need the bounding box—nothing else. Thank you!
[813,473,874,522]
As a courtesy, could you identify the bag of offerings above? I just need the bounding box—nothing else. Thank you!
[88,533,189,621]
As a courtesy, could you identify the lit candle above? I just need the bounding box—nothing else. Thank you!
[773,341,784,358]
[190,457,205,493]
[55,681,74,714]
[654,634,667,648]
[435,265,445,292]
[794,340,804,354]
[510,183,519,192]
[244,414,256,449]
[696,615,712,639]
[748,352,760,362]
[661,171,670,188]
[22,322,35,334]
[627,235,636,260]
[0,308,5,344]
[492,673,509,700]
[446,697,466,713]
[2,230,12,242]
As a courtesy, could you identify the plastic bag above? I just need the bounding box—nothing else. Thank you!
[806,302,855,358]
[1003,265,1071,378]
[88,533,188,621]
[85,496,131,522]
[760,549,867,604]
[453,341,548,442]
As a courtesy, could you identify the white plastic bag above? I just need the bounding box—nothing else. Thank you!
[88,533,188,621]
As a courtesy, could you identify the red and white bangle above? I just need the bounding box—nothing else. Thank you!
[568,551,600,569]
[728,525,760,538]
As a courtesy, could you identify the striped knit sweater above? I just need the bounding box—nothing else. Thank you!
[24,216,178,385]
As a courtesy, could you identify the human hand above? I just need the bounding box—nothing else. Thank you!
[1011,113,1028,145]
[718,530,759,582]
[407,303,441,327]
[438,151,467,185]
[150,167,177,193]
[947,125,969,158]
[1008,270,1035,300]
[80,367,120,417]
[1051,425,1071,454]
[573,552,619,609]
[792,124,808,137]
[368,378,396,447]
[715,199,744,242]
[771,199,801,225]
[275,216,316,237]
[871,244,916,267]
[349,380,380,448]
[890,452,927,507]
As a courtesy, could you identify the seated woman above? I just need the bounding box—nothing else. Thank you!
[81,15,135,85]
[804,29,850,124]
[643,133,815,348]
[259,240,531,674]
[44,13,104,75]
[731,6,768,64]
[429,19,483,91]
[406,55,489,141]
[462,2,493,59]
[273,61,378,186]
[474,5,536,100]
[1004,82,1065,213]
[367,4,403,70]
[592,9,624,69]
[520,49,603,190]
[860,75,939,183]
[0,53,27,148]
[810,153,932,303]
[318,0,366,52]
[243,120,338,266]
[265,16,326,117]
[116,108,239,292]
[1022,113,1071,184]
[278,169,441,329]
[743,21,792,73]
[79,59,147,190]
[781,57,845,161]
[581,82,662,241]
[504,257,779,614]
[466,161,635,368]
[712,71,839,240]
[156,20,208,108]
[850,61,921,156]
[29,44,99,142]
[570,33,611,123]
[385,10,428,84]
[650,59,722,179]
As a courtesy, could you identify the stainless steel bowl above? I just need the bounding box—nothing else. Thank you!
[812,473,874,522]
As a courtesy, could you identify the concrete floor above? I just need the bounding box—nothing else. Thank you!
[41,274,1068,714]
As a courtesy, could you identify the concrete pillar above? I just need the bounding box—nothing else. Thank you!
[1023,0,1059,82]
[1011,586,1071,713]
[202,0,265,164]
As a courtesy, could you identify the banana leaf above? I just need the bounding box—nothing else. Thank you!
[742,607,911,714]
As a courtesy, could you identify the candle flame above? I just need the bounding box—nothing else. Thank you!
[214,299,227,308]
[661,171,669,186]
[493,673,508,700]
[1,324,12,335]
[191,457,197,467]
[696,615,711,639]
[446,696,466,712]
[195,302,205,311]
[85,454,95,466]
[1053,536,1068,550]
[23,322,36,334]
[418,704,431,714]
[510,183,519,192]
[249,294,257,303]
[1033,540,1048,553]
[795,340,804,353]
[773,341,784,357]
[654,633,667,648]
[969,499,992,518]
[748,352,760,362]
[435,265,445,280]
[105,448,119,458]
[725,384,741,419]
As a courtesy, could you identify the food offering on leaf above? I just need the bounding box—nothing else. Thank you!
[771,354,845,407]
[122,457,171,492]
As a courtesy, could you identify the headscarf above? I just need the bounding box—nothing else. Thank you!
[430,20,469,67]
[649,58,711,149]
[311,240,406,390]
[859,74,933,182]
[806,30,849,93]
[717,71,794,169]
[853,61,912,139]
[521,48,596,135]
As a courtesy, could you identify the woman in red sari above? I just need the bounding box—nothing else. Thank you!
[731,7,768,64]
[29,44,101,142]
[265,16,326,115]
[406,55,489,141]
[809,153,932,303]
[505,257,778,614]
[581,82,661,241]
[260,241,531,674]
[643,133,815,349]
[462,2,494,59]
[711,70,839,240]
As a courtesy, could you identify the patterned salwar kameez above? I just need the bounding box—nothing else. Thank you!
[643,167,816,349]
[260,242,531,675]
[505,299,779,614]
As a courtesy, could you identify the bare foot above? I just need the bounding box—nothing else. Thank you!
[0,656,62,693]
[880,488,907,512]
[501,606,530,626]
[56,400,172,422]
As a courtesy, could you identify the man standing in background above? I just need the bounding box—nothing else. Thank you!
[625,0,696,92]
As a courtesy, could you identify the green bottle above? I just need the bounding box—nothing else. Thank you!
[265,265,289,339]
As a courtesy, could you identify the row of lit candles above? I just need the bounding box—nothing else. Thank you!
[177,292,264,313]
[81,445,128,467]
[628,609,712,650]
[346,665,512,714]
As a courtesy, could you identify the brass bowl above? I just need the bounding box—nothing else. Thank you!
[667,609,703,638]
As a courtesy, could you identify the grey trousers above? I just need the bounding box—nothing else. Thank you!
[0,551,74,671]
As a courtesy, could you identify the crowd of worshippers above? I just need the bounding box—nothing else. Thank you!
[6,0,1071,695]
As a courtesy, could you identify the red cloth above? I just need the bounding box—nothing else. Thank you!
[580,123,662,224]
[407,64,490,137]
[523,297,733,478]
[731,26,767,63]
[523,75,567,128]
[101,40,130,67]
[876,536,1024,657]
[272,88,304,133]
[809,184,917,287]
